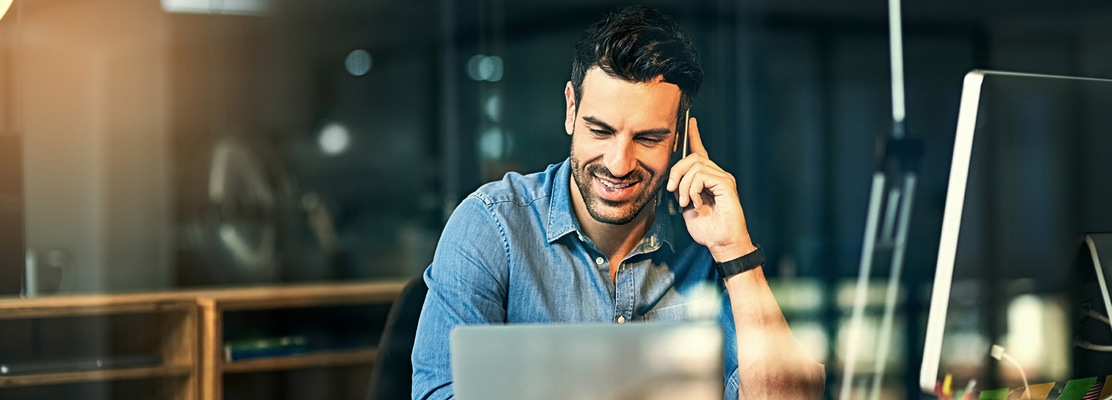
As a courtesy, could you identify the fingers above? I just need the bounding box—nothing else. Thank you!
[666,154,693,196]
[668,116,734,209]
[689,174,708,210]
[667,152,722,192]
[687,117,708,157]
[666,154,694,194]
[676,163,702,208]
[668,157,734,209]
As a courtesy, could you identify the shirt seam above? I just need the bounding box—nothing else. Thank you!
[473,185,548,208]
[472,193,514,301]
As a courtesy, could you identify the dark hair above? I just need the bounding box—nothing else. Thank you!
[570,5,703,129]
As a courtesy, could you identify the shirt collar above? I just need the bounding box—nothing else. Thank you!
[546,159,580,243]
[546,158,676,254]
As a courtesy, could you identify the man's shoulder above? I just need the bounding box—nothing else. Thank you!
[470,161,564,208]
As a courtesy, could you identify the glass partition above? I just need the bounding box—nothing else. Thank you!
[5,1,1112,398]
[13,0,445,293]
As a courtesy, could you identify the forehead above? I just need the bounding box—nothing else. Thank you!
[578,67,682,129]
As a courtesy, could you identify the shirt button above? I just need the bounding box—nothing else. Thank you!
[617,316,626,324]
[595,257,604,265]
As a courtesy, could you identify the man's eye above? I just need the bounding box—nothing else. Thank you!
[637,136,664,144]
[590,129,612,136]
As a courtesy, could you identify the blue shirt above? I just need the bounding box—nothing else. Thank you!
[411,158,741,400]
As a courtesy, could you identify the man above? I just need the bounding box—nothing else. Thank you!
[412,5,824,399]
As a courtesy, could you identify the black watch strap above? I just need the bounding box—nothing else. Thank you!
[714,245,766,278]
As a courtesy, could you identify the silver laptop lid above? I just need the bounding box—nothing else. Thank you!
[451,321,724,400]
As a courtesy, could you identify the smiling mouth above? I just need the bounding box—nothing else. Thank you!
[598,178,637,191]
[593,175,641,203]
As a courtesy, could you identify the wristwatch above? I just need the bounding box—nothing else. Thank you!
[713,245,766,278]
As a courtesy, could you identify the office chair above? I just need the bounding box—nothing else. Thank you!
[366,276,428,400]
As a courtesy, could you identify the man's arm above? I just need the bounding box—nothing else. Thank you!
[724,263,826,399]
[411,195,509,400]
[668,117,825,399]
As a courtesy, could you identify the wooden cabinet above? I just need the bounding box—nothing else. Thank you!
[0,280,406,400]
[0,293,200,400]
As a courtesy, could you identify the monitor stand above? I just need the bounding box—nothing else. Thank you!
[1085,234,1112,339]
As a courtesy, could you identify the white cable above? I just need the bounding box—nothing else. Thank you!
[1088,309,1111,325]
[990,345,1031,399]
[962,379,977,398]
[1076,338,1112,352]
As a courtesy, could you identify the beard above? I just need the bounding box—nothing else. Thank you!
[570,146,665,226]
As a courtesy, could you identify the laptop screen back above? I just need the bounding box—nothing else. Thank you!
[451,321,724,400]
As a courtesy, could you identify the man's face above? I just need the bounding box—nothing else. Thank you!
[565,67,682,225]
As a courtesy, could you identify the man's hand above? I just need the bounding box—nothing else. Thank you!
[666,117,756,262]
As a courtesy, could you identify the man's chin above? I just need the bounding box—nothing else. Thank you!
[591,214,637,226]
[586,203,640,225]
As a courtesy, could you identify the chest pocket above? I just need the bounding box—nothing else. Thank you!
[642,302,693,322]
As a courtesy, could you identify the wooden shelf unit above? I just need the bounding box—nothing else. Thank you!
[197,281,405,400]
[0,293,200,400]
[0,280,406,400]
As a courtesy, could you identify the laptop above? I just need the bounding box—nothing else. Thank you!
[450,321,724,400]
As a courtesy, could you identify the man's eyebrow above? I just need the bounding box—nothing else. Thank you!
[582,116,616,132]
[582,115,673,136]
[635,128,673,137]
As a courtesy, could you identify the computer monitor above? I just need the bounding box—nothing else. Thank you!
[920,70,1112,395]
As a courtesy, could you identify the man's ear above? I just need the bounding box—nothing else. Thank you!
[564,82,576,135]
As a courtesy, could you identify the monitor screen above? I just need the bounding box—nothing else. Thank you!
[921,70,1112,395]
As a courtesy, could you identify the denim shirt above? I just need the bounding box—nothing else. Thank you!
[411,159,741,400]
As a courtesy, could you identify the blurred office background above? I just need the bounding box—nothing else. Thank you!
[4,0,1112,398]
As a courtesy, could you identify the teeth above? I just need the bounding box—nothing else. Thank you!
[600,179,634,190]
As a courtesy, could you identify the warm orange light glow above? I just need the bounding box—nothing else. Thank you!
[0,0,11,22]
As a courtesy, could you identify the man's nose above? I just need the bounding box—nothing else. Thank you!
[604,140,636,178]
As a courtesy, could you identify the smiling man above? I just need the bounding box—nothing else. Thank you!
[411,5,824,399]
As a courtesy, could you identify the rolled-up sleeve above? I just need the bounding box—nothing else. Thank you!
[411,195,510,400]
[725,368,740,400]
